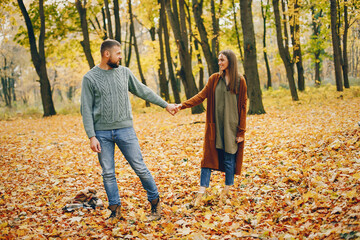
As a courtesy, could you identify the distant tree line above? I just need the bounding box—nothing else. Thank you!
[0,0,359,116]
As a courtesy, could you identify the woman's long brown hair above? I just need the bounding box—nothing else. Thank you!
[219,49,240,95]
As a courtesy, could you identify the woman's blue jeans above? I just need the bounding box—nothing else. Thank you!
[200,151,236,187]
[95,127,159,206]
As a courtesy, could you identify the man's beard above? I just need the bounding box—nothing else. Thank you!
[107,59,119,68]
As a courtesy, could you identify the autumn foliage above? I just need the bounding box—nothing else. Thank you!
[1,88,359,239]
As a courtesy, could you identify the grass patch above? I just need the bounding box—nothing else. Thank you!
[0,105,42,121]
[56,102,81,115]
[262,84,360,109]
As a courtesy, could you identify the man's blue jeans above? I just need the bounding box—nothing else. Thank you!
[95,127,159,206]
[200,151,236,187]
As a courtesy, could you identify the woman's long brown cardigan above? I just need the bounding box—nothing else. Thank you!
[181,73,247,175]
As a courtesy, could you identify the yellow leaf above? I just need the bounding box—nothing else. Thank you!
[345,190,357,199]
[164,223,175,234]
[0,222,8,228]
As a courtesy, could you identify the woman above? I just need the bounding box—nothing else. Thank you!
[177,50,247,206]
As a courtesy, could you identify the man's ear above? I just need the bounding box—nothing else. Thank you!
[104,50,110,58]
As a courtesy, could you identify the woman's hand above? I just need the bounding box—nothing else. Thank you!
[175,104,182,111]
[236,136,244,143]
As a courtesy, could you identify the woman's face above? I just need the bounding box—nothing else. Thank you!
[218,54,229,71]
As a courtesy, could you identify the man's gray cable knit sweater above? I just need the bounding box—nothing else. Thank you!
[81,65,168,138]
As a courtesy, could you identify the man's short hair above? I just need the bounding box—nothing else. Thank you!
[100,39,121,56]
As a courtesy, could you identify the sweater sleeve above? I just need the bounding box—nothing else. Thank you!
[127,69,168,108]
[180,76,212,110]
[80,76,96,139]
[236,76,247,139]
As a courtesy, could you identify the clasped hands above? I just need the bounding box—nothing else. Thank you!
[166,104,243,143]
[165,103,182,116]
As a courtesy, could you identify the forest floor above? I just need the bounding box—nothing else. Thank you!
[1,86,360,239]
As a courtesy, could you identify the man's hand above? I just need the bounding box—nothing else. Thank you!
[236,136,244,143]
[166,104,179,116]
[90,136,101,153]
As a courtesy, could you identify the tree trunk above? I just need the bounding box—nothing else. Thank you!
[194,39,204,90]
[160,0,180,103]
[104,0,113,39]
[128,0,150,107]
[232,0,244,69]
[261,0,272,89]
[240,0,265,114]
[311,7,322,86]
[67,86,75,101]
[342,0,350,88]
[1,76,11,107]
[290,0,305,91]
[11,78,16,102]
[166,0,204,114]
[210,0,222,56]
[272,0,298,100]
[18,0,56,116]
[184,2,204,91]
[1,57,11,107]
[113,0,121,65]
[192,0,219,75]
[101,7,108,40]
[157,1,170,101]
[124,22,132,67]
[75,0,95,69]
[330,0,343,91]
[281,0,290,55]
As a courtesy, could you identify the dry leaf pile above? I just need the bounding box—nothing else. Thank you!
[0,96,359,239]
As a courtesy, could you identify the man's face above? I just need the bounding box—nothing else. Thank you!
[106,45,122,68]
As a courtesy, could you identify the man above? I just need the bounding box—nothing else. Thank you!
[81,39,178,221]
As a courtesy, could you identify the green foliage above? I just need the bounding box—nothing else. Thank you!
[14,0,80,58]
[134,0,159,29]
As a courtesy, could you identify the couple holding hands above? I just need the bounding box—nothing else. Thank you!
[81,39,247,222]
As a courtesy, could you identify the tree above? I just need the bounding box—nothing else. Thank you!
[166,0,203,114]
[158,0,170,101]
[134,0,171,102]
[330,0,343,91]
[17,0,56,116]
[309,4,324,86]
[194,38,205,90]
[184,2,204,91]
[104,0,113,39]
[113,0,121,65]
[272,0,299,100]
[342,0,350,88]
[289,0,305,91]
[101,7,108,40]
[346,0,360,79]
[124,22,133,67]
[1,56,15,107]
[261,0,272,89]
[0,5,20,107]
[75,0,95,69]
[232,0,244,66]
[192,0,220,75]
[160,0,180,103]
[113,1,121,40]
[128,0,150,106]
[240,0,265,114]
